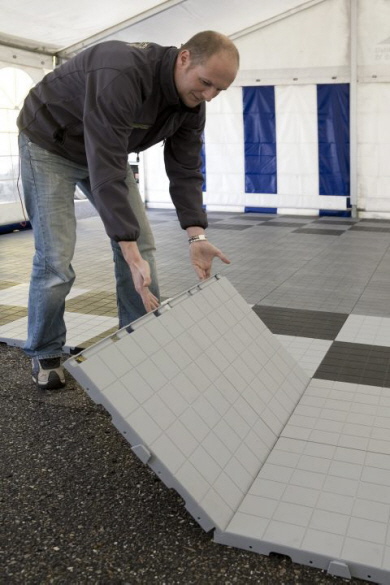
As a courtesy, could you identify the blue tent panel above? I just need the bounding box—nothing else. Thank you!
[317,84,350,196]
[243,86,277,194]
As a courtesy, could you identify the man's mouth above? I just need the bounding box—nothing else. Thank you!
[191,92,202,104]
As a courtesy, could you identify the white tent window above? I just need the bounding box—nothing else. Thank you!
[0,66,33,206]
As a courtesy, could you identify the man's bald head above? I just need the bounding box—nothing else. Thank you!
[180,30,239,68]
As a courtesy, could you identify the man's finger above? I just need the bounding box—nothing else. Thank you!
[217,250,231,264]
[139,288,160,312]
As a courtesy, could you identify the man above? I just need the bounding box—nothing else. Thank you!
[17,31,240,390]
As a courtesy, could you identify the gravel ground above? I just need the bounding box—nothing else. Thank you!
[1,343,361,585]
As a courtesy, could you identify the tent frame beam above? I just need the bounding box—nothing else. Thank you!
[230,0,327,40]
[58,0,186,58]
[0,35,57,57]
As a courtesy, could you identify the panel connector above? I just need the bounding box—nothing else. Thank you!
[327,561,351,579]
[131,444,152,464]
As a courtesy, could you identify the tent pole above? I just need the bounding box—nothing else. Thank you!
[350,0,358,217]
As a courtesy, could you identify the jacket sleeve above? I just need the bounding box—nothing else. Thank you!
[163,106,208,230]
[83,72,144,242]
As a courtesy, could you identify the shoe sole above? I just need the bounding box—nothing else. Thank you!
[32,370,66,390]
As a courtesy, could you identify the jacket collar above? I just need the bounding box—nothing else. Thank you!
[160,47,201,114]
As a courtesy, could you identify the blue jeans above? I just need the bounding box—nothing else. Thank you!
[19,132,160,359]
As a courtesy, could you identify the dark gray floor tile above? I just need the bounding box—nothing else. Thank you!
[0,305,28,326]
[0,281,19,290]
[313,219,357,225]
[208,223,252,231]
[349,225,390,233]
[314,341,390,386]
[252,306,348,340]
[231,215,275,221]
[65,291,117,316]
[360,218,390,224]
[259,221,308,228]
[293,228,346,236]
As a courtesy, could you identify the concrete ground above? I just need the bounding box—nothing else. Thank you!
[1,342,358,585]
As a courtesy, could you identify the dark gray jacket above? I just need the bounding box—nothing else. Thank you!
[17,40,207,241]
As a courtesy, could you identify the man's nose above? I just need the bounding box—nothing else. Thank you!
[202,87,219,101]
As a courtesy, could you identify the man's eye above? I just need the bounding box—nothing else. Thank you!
[201,79,211,86]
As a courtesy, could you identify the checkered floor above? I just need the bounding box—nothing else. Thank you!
[4,206,390,582]
[2,206,390,387]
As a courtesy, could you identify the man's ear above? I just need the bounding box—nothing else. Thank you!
[178,49,191,68]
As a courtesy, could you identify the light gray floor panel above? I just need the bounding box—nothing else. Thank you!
[276,335,333,376]
[336,315,390,346]
[0,283,89,307]
[65,276,310,534]
[0,311,118,351]
[219,379,390,584]
[65,275,390,584]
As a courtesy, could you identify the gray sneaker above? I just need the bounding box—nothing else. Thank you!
[32,357,66,390]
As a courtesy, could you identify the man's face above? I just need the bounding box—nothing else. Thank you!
[174,49,238,108]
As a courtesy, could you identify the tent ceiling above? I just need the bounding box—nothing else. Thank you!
[0,0,323,56]
[0,0,182,52]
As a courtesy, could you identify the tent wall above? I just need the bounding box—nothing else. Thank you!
[358,84,390,216]
[0,46,51,227]
[234,0,349,77]
[145,0,390,218]
[356,0,390,217]
[1,0,390,219]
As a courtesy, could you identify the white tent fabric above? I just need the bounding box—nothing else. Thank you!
[0,0,178,52]
[233,0,349,76]
[0,66,34,224]
[0,0,320,54]
[358,84,390,215]
[203,88,245,212]
[0,0,390,225]
[275,86,319,204]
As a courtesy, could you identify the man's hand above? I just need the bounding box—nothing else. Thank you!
[119,241,160,313]
[189,239,230,280]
